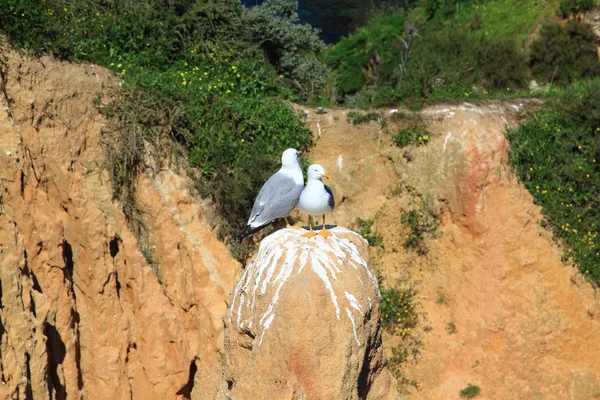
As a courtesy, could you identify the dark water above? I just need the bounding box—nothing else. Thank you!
[241,0,373,43]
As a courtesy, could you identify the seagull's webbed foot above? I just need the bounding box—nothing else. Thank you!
[302,230,318,238]
[318,215,333,238]
[318,228,333,238]
[301,216,318,238]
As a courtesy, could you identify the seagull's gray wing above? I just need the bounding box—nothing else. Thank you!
[248,172,303,227]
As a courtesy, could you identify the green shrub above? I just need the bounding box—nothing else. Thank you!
[324,0,555,105]
[446,321,457,334]
[559,0,595,17]
[460,383,481,398]
[189,95,313,234]
[380,285,419,335]
[324,9,409,98]
[355,217,384,246]
[347,111,381,125]
[0,0,319,251]
[393,125,430,147]
[475,38,526,90]
[0,0,226,66]
[400,207,438,255]
[530,21,600,86]
[242,0,330,96]
[380,281,422,389]
[507,78,600,284]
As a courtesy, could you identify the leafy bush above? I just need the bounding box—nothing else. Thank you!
[324,0,556,105]
[347,111,381,125]
[559,0,595,17]
[242,0,330,97]
[380,285,419,335]
[189,95,313,233]
[475,38,526,90]
[0,0,320,248]
[324,10,409,97]
[380,282,422,389]
[400,208,438,255]
[355,217,384,246]
[0,0,227,65]
[393,125,430,147]
[460,383,481,398]
[530,21,600,86]
[507,78,600,284]
[425,0,469,20]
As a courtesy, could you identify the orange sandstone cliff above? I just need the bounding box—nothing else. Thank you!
[2,45,600,400]
[0,49,238,399]
[299,103,600,399]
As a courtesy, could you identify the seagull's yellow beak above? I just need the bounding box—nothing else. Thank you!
[297,150,302,156]
[321,173,330,180]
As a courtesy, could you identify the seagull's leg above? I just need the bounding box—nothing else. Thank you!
[318,214,333,237]
[302,215,318,238]
[285,216,300,229]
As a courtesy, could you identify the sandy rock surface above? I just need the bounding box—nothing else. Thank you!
[301,102,600,399]
[0,48,238,399]
[224,227,399,400]
[2,40,600,400]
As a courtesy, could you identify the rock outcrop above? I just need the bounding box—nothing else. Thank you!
[0,46,238,399]
[300,102,600,398]
[224,227,399,400]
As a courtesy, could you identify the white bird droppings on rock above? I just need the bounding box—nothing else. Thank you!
[224,227,399,399]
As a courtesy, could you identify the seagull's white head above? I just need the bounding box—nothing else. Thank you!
[307,164,330,181]
[281,148,300,168]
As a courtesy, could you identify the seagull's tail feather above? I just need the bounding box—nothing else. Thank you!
[233,223,269,243]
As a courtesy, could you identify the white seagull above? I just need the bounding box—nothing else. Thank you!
[298,164,335,238]
[234,148,304,242]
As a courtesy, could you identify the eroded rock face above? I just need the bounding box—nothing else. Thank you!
[224,227,399,400]
[300,102,600,398]
[0,47,238,399]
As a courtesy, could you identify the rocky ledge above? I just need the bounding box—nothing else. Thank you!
[223,227,399,400]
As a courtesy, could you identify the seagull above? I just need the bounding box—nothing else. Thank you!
[234,148,303,242]
[298,164,335,238]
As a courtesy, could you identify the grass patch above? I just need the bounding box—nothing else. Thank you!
[460,383,481,398]
[347,111,382,125]
[0,0,323,258]
[141,248,162,284]
[446,321,457,335]
[559,0,595,17]
[507,78,600,284]
[380,281,422,390]
[447,0,556,48]
[393,125,431,147]
[530,21,600,86]
[400,205,438,256]
[324,0,566,107]
[355,217,384,247]
[435,293,447,305]
[380,284,419,333]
